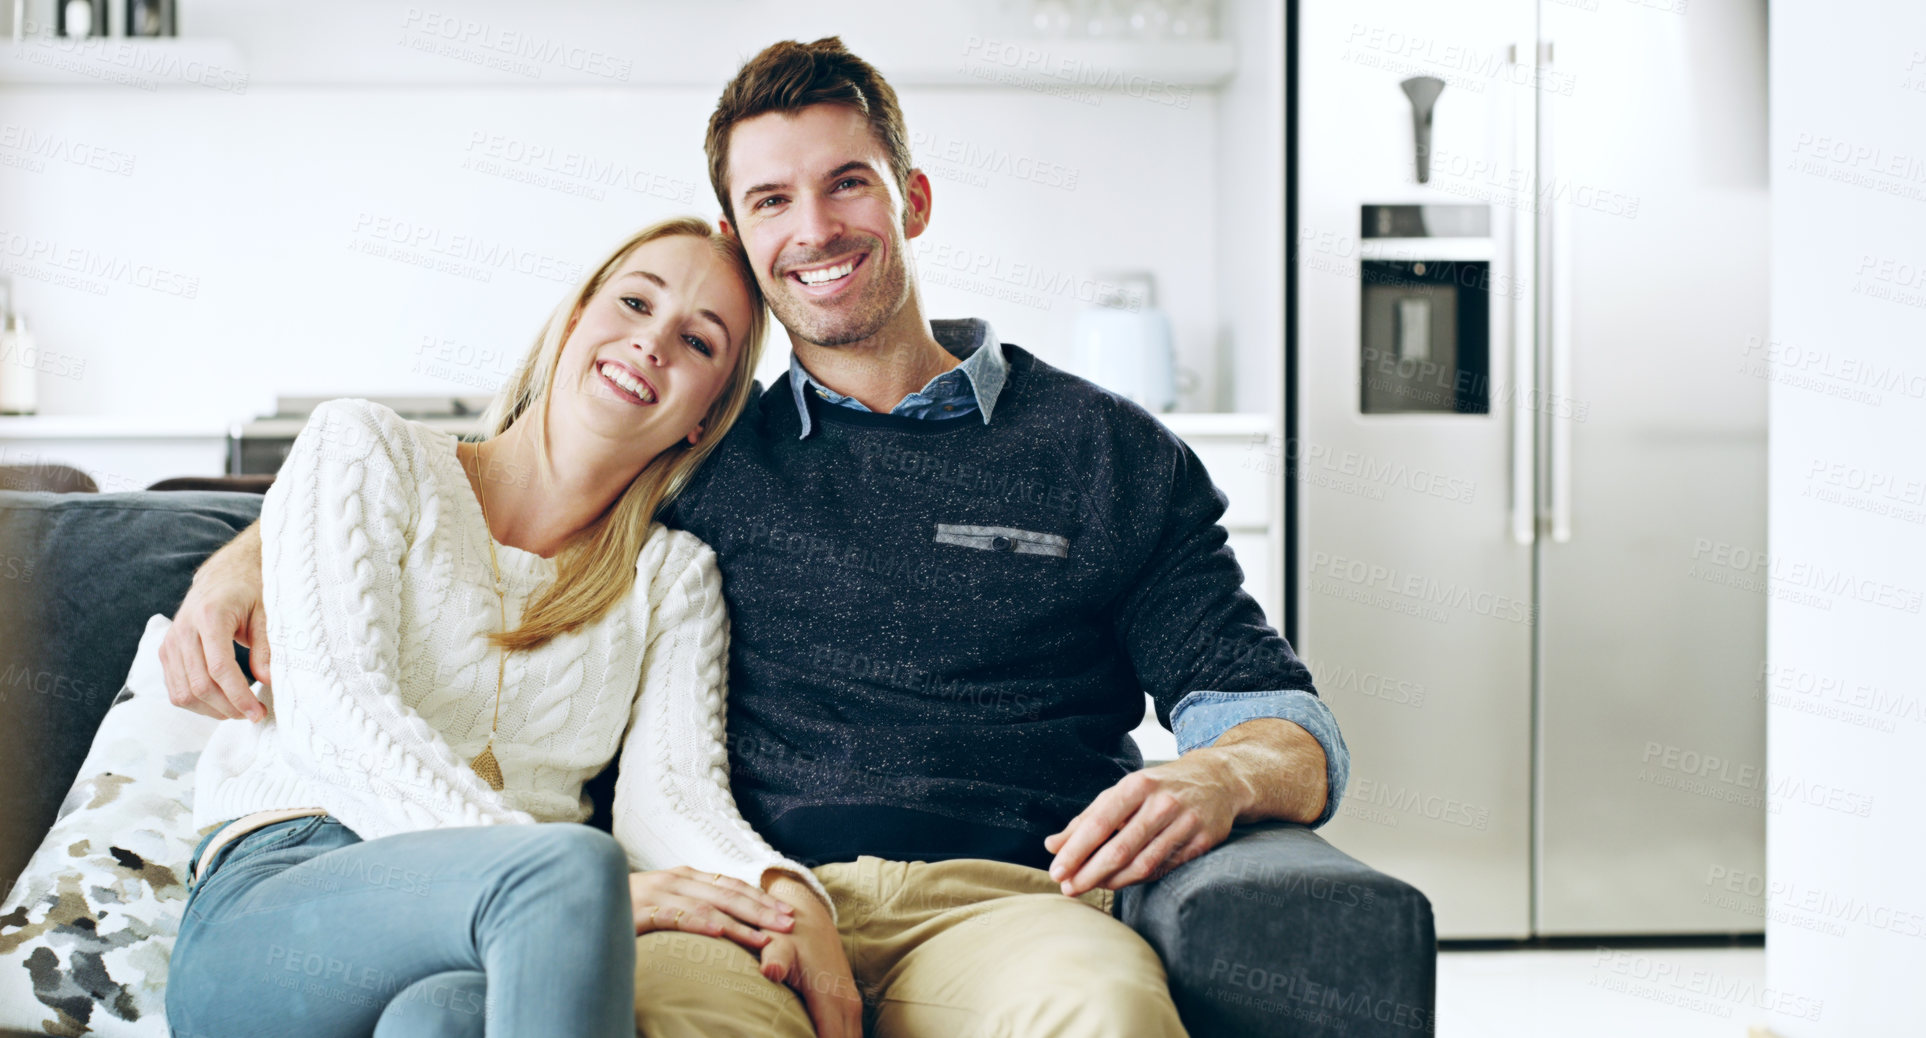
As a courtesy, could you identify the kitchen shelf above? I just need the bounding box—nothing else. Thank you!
[2,36,1234,90]
[893,39,1236,89]
[0,36,248,89]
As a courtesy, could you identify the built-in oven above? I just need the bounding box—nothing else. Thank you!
[227,396,494,475]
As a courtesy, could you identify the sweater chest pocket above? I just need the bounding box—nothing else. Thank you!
[933,523,1069,559]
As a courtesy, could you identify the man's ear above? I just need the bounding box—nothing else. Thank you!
[718,213,736,240]
[902,168,933,240]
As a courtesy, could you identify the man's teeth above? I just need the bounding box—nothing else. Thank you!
[600,363,655,403]
[796,259,856,286]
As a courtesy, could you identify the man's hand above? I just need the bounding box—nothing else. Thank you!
[159,522,270,721]
[758,874,862,1038]
[1043,755,1238,897]
[1045,718,1329,896]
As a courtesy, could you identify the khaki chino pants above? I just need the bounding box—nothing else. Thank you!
[634,855,1190,1038]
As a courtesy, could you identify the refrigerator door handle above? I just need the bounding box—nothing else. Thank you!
[1512,262,1536,544]
[1510,41,1537,547]
[1544,47,1574,544]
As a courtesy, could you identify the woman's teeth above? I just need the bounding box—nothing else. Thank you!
[600,362,655,403]
[796,259,857,286]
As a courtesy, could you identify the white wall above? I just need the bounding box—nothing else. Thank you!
[1212,0,1283,416]
[0,0,1287,425]
[1765,2,1926,1035]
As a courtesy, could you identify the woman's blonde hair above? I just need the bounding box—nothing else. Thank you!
[480,217,767,651]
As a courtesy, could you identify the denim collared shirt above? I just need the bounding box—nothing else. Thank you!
[788,319,1010,439]
[786,318,1348,824]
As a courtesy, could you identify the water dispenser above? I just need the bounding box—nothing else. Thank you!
[1358,204,1492,415]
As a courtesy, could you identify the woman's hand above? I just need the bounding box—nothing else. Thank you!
[629,866,795,952]
[759,875,863,1038]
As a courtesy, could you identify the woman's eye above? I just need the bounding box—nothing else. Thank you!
[621,296,650,314]
[684,336,712,357]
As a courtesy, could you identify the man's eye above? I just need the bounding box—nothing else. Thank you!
[684,335,712,357]
[755,196,786,210]
[835,178,863,191]
[622,296,650,313]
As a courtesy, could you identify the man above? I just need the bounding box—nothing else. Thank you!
[162,37,1347,1038]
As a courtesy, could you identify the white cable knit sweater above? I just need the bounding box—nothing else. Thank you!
[192,398,829,909]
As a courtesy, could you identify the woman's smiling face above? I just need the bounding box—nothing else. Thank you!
[552,233,756,457]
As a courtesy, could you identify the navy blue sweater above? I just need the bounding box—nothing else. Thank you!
[665,341,1319,869]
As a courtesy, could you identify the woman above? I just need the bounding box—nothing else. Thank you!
[166,218,825,1038]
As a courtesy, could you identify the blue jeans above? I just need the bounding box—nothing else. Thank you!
[166,816,636,1038]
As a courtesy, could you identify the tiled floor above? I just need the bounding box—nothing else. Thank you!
[1438,945,1767,1038]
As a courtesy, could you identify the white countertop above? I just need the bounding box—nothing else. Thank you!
[0,415,234,439]
[0,411,1277,440]
[1155,412,1275,437]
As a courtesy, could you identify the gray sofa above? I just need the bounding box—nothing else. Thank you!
[0,489,1436,1037]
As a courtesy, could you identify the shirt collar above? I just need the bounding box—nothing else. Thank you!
[788,318,1007,438]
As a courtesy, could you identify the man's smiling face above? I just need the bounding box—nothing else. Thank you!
[721,103,930,348]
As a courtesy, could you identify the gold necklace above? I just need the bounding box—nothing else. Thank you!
[466,440,508,792]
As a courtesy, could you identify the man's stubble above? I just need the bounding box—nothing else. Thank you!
[763,231,913,349]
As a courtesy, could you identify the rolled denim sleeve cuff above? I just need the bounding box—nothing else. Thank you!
[1169,689,1350,829]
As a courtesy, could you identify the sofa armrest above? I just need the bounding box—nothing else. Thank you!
[1116,822,1436,1038]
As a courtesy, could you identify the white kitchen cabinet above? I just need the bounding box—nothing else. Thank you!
[0,417,228,493]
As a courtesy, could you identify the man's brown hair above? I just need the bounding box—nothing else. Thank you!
[705,37,914,224]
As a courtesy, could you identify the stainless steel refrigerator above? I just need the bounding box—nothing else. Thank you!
[1294,0,1768,938]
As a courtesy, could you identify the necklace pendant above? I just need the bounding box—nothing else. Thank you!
[469,742,505,791]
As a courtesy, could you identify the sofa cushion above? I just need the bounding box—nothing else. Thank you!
[0,491,263,897]
[0,616,219,1036]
